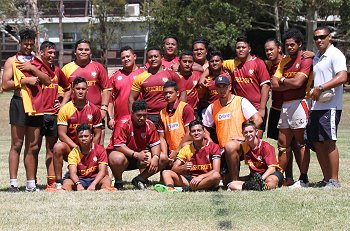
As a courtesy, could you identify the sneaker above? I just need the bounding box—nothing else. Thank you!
[132,177,146,190]
[25,187,40,192]
[154,184,179,193]
[314,180,328,188]
[114,180,124,190]
[324,179,341,189]
[283,178,295,187]
[289,180,309,189]
[46,183,57,192]
[8,185,20,193]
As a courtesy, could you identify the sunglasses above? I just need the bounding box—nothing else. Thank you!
[313,34,329,41]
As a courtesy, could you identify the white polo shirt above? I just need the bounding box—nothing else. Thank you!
[312,44,347,110]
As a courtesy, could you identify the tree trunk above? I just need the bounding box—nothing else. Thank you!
[29,0,40,52]
[305,0,317,51]
[273,0,281,42]
[58,0,64,68]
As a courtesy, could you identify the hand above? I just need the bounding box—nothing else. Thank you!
[171,63,180,72]
[149,156,159,173]
[135,150,150,162]
[100,110,107,119]
[22,76,39,86]
[302,50,315,59]
[168,158,175,167]
[310,87,321,101]
[16,61,34,72]
[198,76,209,88]
[169,150,178,160]
[87,184,96,191]
[53,100,61,113]
[76,184,85,191]
[108,118,115,130]
[185,162,193,171]
[258,108,265,119]
[190,175,204,188]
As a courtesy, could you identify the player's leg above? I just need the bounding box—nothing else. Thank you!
[227,180,245,191]
[265,171,284,190]
[9,125,26,191]
[191,171,221,191]
[162,170,189,187]
[108,150,129,189]
[45,136,58,189]
[97,175,113,190]
[62,178,74,191]
[224,140,242,182]
[291,128,310,184]
[53,142,71,187]
[277,128,293,172]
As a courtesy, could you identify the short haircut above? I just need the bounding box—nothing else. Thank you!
[264,38,281,47]
[19,28,36,41]
[192,37,209,49]
[163,35,178,44]
[179,50,194,60]
[76,123,91,134]
[236,36,251,46]
[282,28,304,44]
[242,120,257,130]
[164,80,178,91]
[40,41,56,51]
[72,76,87,87]
[208,50,223,61]
[120,45,134,54]
[315,26,331,34]
[74,39,91,50]
[147,46,161,53]
[189,119,204,130]
[132,100,148,112]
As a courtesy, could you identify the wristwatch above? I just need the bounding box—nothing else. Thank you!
[318,85,325,92]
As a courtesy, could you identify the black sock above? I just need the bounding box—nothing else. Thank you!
[166,184,174,188]
[299,174,308,183]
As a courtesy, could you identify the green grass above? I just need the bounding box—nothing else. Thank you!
[1,91,350,230]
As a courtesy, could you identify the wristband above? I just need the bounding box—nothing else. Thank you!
[319,85,325,92]
[152,155,160,159]
[75,181,81,185]
[280,77,286,84]
[131,152,135,158]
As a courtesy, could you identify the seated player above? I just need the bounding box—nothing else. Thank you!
[228,121,283,191]
[155,120,221,192]
[107,100,168,190]
[62,123,113,191]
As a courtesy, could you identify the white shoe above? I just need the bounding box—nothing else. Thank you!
[288,180,309,189]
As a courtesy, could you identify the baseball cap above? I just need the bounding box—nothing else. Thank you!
[215,75,230,85]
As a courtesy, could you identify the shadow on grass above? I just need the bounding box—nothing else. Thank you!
[211,193,234,230]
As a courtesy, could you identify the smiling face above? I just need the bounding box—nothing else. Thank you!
[190,124,205,141]
[314,29,331,53]
[121,49,136,70]
[40,47,56,65]
[243,125,257,143]
[147,49,162,69]
[75,42,91,63]
[163,38,177,57]
[20,39,35,56]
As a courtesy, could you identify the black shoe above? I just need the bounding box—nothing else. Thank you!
[8,185,20,193]
[132,177,146,190]
[114,181,124,190]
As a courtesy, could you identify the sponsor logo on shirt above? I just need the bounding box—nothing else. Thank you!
[87,114,93,120]
[218,112,231,121]
[117,75,123,81]
[168,122,179,131]
[248,69,254,75]
[162,78,169,83]
[295,63,300,69]
[193,80,198,86]
[257,155,262,161]
[93,156,98,162]
[141,132,146,139]
[91,72,97,77]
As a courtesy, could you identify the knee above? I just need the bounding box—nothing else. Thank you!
[224,141,240,159]
[162,169,172,178]
[53,143,65,156]
[212,171,222,181]
[159,154,169,169]
[11,139,24,152]
[108,151,127,167]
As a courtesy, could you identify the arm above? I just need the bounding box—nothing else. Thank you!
[149,143,161,173]
[100,90,111,119]
[198,68,210,87]
[115,145,149,162]
[16,61,51,86]
[107,102,115,130]
[171,159,192,175]
[271,75,289,91]
[190,158,221,187]
[311,71,347,101]
[2,58,16,91]
[68,164,84,191]
[281,73,308,89]
[87,163,107,191]
[92,127,102,144]
[58,125,77,149]
[261,166,276,181]
[179,90,187,102]
[128,90,140,113]
[159,132,168,157]
[249,113,263,129]
[258,83,270,118]
[60,89,71,106]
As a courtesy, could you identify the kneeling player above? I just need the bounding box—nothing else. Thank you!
[156,120,221,192]
[62,123,112,191]
[228,121,283,191]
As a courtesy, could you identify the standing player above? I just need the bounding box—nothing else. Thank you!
[306,26,347,188]
[53,77,103,190]
[37,41,71,191]
[156,120,221,192]
[108,100,168,190]
[202,76,262,184]
[62,39,111,145]
[228,121,283,191]
[108,46,144,128]
[158,81,195,162]
[62,123,112,191]
[128,46,187,127]
[271,28,312,188]
[2,28,52,192]
[192,38,209,72]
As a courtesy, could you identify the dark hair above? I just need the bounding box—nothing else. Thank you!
[264,38,281,47]
[19,28,36,41]
[189,120,204,130]
[76,123,92,134]
[192,37,209,49]
[179,50,194,60]
[315,26,331,34]
[164,80,178,91]
[147,46,161,53]
[208,50,223,61]
[40,41,56,51]
[236,36,251,47]
[120,45,134,54]
[72,77,87,87]
[163,35,178,44]
[132,100,148,112]
[242,120,257,130]
[282,28,304,44]
[74,39,91,50]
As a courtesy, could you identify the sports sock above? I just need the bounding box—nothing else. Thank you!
[26,180,36,189]
[299,174,309,183]
[166,184,175,188]
[10,179,18,187]
[47,176,56,186]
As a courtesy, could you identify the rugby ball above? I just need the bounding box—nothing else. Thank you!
[310,89,334,103]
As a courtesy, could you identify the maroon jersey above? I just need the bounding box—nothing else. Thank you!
[177,71,201,109]
[57,101,103,144]
[274,54,313,102]
[110,67,145,120]
[144,56,180,70]
[265,56,285,110]
[107,115,160,151]
[244,139,280,175]
[131,70,185,114]
[62,60,112,106]
[177,141,221,177]
[42,65,71,114]
[224,56,271,109]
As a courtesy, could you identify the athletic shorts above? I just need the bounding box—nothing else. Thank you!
[26,115,44,128]
[267,107,281,140]
[79,177,96,189]
[306,109,341,142]
[183,175,193,183]
[147,114,159,127]
[125,156,139,171]
[101,118,106,130]
[9,95,26,126]
[271,170,284,187]
[40,114,58,137]
[278,99,308,129]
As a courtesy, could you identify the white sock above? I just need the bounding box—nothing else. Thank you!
[26,180,36,189]
[10,179,18,187]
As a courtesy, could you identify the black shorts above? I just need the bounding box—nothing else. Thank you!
[271,170,284,187]
[9,95,26,126]
[267,107,281,140]
[125,156,139,171]
[147,114,160,127]
[306,109,342,143]
[40,114,58,137]
[101,118,106,130]
[26,115,44,127]
[183,175,193,183]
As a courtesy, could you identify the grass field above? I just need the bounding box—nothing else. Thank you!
[1,91,350,230]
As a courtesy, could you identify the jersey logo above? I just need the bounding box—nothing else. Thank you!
[295,63,300,69]
[218,112,231,121]
[248,69,254,75]
[87,114,93,120]
[91,72,97,78]
[93,156,98,162]
[162,78,169,83]
[141,132,146,139]
[168,122,179,131]
[117,75,123,81]
[133,75,137,79]
[131,131,134,137]
[257,155,262,161]
[193,80,198,86]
